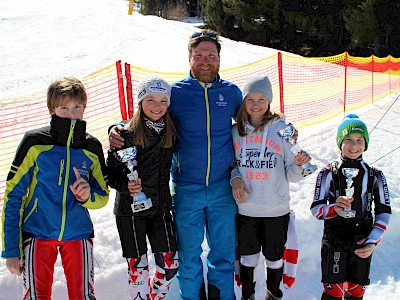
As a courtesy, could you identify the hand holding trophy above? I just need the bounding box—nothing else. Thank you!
[114,145,152,213]
[278,123,318,177]
[338,168,358,218]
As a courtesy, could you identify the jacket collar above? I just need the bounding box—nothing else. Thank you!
[50,114,86,146]
[340,154,363,167]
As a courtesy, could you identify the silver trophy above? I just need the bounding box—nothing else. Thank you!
[278,123,318,177]
[114,147,152,213]
[338,168,358,218]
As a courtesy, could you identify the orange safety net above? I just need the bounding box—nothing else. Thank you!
[125,52,400,128]
[0,62,122,217]
[1,52,400,224]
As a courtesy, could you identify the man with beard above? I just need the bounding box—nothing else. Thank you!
[109,30,242,299]
[169,30,242,300]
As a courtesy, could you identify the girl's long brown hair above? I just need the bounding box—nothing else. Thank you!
[128,103,176,148]
[236,102,282,137]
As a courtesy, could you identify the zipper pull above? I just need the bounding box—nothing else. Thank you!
[70,119,77,145]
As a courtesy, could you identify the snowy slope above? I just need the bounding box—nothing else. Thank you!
[0,1,399,299]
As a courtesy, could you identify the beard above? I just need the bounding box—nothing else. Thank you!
[191,63,220,83]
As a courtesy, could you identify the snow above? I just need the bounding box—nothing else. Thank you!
[0,0,399,299]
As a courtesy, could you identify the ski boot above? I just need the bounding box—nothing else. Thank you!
[344,291,363,300]
[266,289,283,300]
[240,264,256,300]
[266,267,283,300]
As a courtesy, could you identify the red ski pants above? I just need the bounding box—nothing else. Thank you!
[22,237,95,300]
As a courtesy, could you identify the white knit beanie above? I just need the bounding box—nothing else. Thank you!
[137,75,171,106]
[242,75,273,103]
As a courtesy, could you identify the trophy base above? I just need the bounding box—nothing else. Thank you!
[301,163,318,177]
[131,198,152,213]
[131,193,152,213]
[338,209,356,218]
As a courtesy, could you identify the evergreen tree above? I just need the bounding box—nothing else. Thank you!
[343,0,377,56]
[283,0,355,56]
[199,0,400,57]
[372,0,400,56]
[139,0,187,18]
[202,0,284,49]
[201,0,230,34]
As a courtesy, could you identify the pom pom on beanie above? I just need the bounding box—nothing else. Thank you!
[336,114,369,150]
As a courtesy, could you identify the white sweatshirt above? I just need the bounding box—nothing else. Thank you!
[231,117,304,217]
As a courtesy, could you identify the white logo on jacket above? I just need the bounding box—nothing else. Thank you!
[216,94,227,107]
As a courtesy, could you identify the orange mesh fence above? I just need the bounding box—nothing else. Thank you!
[0,62,123,217]
[125,56,282,117]
[279,53,347,127]
[1,52,400,223]
[123,64,186,119]
[126,52,400,128]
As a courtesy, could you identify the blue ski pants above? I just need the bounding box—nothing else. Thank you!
[172,179,237,300]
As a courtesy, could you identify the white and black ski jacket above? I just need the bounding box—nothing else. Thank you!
[311,156,391,245]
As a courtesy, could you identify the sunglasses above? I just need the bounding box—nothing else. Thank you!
[190,31,218,40]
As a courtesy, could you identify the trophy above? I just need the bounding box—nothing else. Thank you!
[333,252,340,274]
[114,146,152,213]
[338,168,358,218]
[278,123,318,177]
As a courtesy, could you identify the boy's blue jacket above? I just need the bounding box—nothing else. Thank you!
[169,73,242,186]
[1,115,109,258]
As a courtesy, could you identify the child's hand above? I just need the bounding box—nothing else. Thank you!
[294,150,311,166]
[232,177,250,203]
[354,238,375,258]
[334,196,353,214]
[109,125,125,150]
[6,257,22,276]
[70,167,90,202]
[128,178,142,197]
